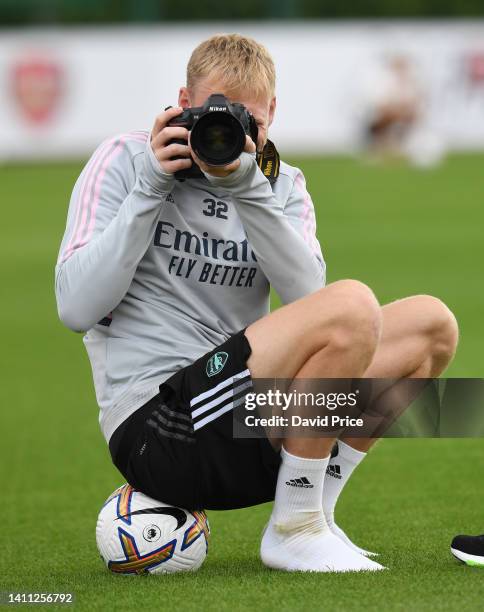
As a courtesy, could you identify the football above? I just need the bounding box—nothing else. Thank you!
[96,484,210,575]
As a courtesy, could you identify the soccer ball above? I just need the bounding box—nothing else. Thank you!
[96,484,210,575]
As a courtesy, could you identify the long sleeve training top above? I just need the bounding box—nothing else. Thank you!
[55,131,325,442]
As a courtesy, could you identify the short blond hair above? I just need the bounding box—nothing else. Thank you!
[187,33,276,100]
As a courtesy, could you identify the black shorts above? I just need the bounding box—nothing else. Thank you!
[109,329,280,511]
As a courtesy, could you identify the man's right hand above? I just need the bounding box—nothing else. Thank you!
[150,107,192,175]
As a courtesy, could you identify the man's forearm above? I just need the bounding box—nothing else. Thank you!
[205,154,325,304]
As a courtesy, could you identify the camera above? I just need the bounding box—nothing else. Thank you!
[167,93,258,180]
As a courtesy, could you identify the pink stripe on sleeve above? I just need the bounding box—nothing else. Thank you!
[67,140,116,257]
[294,173,320,255]
[294,173,311,245]
[59,139,112,263]
[82,137,127,247]
[59,132,148,263]
[80,134,148,247]
[74,134,146,251]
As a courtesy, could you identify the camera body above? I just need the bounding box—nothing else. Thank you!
[167,93,258,180]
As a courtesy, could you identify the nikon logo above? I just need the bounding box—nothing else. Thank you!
[209,106,227,112]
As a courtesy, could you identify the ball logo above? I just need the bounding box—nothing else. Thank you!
[206,352,228,377]
[11,55,64,125]
[143,524,161,542]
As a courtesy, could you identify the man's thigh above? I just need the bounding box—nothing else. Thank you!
[245,279,380,379]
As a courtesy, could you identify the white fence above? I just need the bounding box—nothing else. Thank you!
[1,21,484,160]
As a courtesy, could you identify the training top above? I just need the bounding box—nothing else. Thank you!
[55,130,326,442]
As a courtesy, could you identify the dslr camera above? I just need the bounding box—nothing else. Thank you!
[167,93,258,180]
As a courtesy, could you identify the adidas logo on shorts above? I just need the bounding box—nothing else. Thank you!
[286,477,314,488]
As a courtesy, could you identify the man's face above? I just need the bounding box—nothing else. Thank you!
[178,77,276,153]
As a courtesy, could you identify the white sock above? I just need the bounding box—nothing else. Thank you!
[323,440,366,522]
[323,440,376,556]
[272,446,329,531]
[261,445,385,572]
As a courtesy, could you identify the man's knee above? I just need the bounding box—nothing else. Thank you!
[321,280,382,355]
[413,295,459,361]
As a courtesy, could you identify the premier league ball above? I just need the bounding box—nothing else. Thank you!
[96,484,210,575]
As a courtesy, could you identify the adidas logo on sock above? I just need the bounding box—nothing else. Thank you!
[326,464,342,479]
[286,477,314,488]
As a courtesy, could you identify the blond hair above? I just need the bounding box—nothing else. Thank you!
[187,33,276,100]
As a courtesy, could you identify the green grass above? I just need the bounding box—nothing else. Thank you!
[1,155,484,610]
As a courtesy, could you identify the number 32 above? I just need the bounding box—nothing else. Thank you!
[202,198,228,220]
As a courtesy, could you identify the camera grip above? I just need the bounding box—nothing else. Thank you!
[169,137,190,161]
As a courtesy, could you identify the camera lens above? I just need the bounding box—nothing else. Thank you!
[190,112,246,166]
[203,123,232,154]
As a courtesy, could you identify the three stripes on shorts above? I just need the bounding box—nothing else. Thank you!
[147,369,252,441]
[190,369,252,431]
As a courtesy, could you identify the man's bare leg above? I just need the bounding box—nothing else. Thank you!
[345,294,459,450]
[323,295,459,555]
[245,280,382,454]
[244,280,386,571]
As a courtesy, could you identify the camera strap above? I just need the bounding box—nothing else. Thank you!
[256,139,280,185]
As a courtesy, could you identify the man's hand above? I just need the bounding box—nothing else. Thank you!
[190,135,257,178]
[150,107,192,175]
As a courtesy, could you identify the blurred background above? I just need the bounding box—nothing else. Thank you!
[2,3,484,609]
[2,3,484,162]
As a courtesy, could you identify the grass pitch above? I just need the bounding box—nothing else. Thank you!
[1,155,484,610]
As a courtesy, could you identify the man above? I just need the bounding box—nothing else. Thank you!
[361,55,421,151]
[55,33,458,572]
